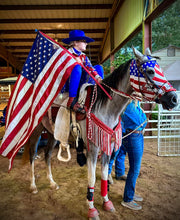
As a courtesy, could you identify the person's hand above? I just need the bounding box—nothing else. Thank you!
[96,77,102,83]
[75,57,82,64]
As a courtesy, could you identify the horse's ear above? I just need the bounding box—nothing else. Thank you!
[132,46,145,62]
[145,48,152,56]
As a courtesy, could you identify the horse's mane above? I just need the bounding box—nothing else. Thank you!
[93,59,133,106]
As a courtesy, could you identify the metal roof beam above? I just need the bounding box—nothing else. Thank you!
[0,4,112,10]
[1,38,103,42]
[7,45,101,49]
[0,18,108,24]
[0,29,105,35]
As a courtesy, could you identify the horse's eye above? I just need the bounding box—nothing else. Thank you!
[140,67,143,72]
[147,69,155,76]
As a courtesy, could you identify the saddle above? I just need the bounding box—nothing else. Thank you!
[47,84,93,165]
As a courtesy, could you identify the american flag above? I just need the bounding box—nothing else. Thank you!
[130,58,175,101]
[0,31,78,170]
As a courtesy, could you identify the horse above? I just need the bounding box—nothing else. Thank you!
[23,47,178,219]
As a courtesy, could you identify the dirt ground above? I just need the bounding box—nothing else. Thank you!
[0,136,180,220]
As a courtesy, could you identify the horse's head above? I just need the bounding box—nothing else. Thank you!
[130,47,178,110]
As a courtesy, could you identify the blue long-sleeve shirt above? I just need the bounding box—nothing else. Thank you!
[121,101,147,132]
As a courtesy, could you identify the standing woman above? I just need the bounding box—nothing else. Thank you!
[108,100,147,210]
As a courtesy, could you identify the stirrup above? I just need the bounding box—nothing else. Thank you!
[57,143,71,162]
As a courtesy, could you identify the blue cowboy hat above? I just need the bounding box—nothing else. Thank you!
[62,30,94,44]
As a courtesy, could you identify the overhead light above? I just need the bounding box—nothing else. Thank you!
[57,24,62,28]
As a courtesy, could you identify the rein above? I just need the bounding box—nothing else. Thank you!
[102,82,142,101]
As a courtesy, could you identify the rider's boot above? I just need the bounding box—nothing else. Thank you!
[67,97,86,114]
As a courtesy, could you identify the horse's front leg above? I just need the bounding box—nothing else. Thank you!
[101,153,115,212]
[87,144,100,220]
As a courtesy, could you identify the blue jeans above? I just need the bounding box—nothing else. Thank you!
[123,132,144,202]
[108,144,126,176]
[108,132,144,202]
[115,144,126,177]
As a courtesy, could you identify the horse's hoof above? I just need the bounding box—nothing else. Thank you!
[50,183,59,190]
[30,187,38,194]
[88,207,99,220]
[55,184,60,190]
[103,200,115,212]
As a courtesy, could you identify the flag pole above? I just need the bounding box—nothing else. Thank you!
[38,30,112,100]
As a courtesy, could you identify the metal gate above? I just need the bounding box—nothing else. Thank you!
[157,91,180,156]
[143,91,180,156]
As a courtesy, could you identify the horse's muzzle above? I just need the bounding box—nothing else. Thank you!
[159,91,178,110]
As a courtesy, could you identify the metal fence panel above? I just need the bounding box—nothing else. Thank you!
[142,91,180,156]
[157,91,180,156]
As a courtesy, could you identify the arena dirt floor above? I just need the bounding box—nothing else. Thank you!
[0,127,179,220]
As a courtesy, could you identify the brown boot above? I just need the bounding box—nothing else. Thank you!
[67,97,86,114]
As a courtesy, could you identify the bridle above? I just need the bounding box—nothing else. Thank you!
[102,58,169,103]
[135,58,169,102]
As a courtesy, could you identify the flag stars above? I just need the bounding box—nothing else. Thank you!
[21,32,58,83]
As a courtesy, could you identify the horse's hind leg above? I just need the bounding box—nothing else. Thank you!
[29,123,44,194]
[87,144,100,220]
[101,153,115,212]
[44,132,59,190]
[30,160,38,194]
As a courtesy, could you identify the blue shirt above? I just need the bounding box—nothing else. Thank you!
[121,101,147,132]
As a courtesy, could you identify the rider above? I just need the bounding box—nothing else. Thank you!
[61,30,103,114]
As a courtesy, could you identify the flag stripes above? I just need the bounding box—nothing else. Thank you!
[0,32,78,170]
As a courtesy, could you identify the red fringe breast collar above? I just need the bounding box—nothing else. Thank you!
[86,113,122,155]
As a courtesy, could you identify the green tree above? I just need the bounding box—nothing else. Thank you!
[102,0,179,72]
[152,0,180,51]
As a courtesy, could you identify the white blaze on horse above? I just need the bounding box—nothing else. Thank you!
[23,47,178,219]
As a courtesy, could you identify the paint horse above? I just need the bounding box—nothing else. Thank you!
[24,47,177,219]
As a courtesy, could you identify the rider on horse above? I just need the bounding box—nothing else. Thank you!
[61,30,103,114]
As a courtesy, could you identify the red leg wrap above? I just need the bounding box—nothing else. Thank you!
[101,179,108,197]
